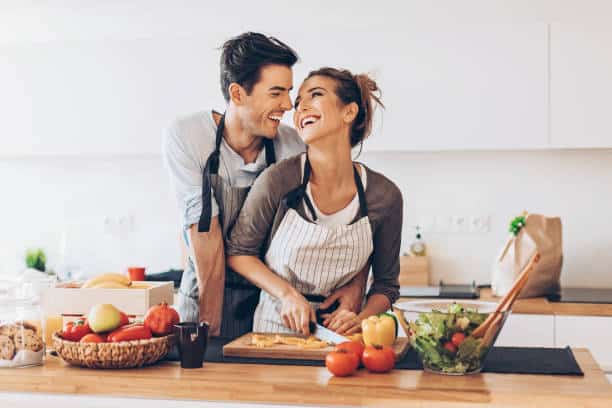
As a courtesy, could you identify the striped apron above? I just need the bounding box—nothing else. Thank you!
[253,156,373,333]
[177,112,275,338]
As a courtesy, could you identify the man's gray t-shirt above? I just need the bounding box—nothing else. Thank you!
[162,110,305,230]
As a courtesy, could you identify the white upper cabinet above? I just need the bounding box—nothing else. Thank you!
[0,36,226,156]
[0,24,549,155]
[358,24,549,152]
[550,23,612,148]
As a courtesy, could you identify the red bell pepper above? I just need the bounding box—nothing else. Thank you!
[107,324,152,342]
[61,318,91,342]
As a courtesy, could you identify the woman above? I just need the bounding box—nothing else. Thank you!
[226,67,402,335]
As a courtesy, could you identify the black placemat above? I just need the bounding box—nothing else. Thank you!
[165,338,583,376]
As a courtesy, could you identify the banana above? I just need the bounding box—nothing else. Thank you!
[129,282,152,289]
[88,281,130,289]
[81,273,131,289]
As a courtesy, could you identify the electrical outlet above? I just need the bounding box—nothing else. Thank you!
[450,215,468,233]
[103,214,136,236]
[469,215,491,233]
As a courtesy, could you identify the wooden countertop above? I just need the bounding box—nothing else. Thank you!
[1,350,611,407]
[401,288,612,317]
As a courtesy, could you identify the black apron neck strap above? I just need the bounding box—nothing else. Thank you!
[285,155,369,222]
[263,137,276,166]
[209,112,225,175]
[198,112,277,232]
[300,158,318,220]
[353,163,368,218]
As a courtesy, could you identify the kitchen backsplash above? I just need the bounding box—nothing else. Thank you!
[1,149,611,287]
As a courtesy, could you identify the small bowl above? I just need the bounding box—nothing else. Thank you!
[395,300,509,375]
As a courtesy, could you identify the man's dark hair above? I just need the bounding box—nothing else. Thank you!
[220,32,298,102]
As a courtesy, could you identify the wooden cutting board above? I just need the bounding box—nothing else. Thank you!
[223,333,411,361]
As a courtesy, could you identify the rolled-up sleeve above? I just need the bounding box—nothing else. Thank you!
[367,189,403,305]
[162,124,218,230]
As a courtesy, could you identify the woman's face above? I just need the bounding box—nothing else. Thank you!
[293,75,355,146]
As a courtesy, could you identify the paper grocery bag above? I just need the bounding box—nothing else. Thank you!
[492,213,563,298]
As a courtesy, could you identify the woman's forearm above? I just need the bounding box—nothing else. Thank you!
[357,293,391,321]
[227,255,298,299]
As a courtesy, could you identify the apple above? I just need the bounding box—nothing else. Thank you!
[88,304,121,333]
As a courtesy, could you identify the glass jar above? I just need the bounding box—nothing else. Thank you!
[0,280,45,368]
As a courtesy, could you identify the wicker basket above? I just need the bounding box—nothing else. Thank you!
[52,332,175,369]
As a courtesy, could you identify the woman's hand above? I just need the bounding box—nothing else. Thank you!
[279,291,316,335]
[319,271,367,327]
[324,309,362,335]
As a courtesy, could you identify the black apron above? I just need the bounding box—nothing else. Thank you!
[177,112,275,338]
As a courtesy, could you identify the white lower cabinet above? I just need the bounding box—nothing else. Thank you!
[555,315,612,372]
[495,314,555,347]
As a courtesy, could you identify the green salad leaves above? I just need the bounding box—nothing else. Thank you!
[409,303,490,374]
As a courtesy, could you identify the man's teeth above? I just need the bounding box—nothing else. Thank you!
[268,114,282,121]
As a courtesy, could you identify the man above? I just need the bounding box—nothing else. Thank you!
[163,32,365,338]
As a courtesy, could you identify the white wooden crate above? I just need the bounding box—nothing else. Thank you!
[42,281,174,317]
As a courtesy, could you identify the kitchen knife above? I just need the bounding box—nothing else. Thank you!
[309,321,349,344]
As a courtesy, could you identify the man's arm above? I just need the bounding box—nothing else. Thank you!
[188,217,225,336]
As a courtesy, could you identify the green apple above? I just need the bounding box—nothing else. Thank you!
[88,304,121,333]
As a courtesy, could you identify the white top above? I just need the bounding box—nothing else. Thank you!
[163,110,305,230]
[303,157,368,227]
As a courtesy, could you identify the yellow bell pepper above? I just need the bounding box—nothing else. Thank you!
[361,313,397,347]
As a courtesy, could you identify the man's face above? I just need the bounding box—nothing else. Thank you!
[238,64,293,139]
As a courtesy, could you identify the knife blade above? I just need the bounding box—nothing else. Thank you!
[309,322,349,345]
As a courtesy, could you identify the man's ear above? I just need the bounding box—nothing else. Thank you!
[228,83,245,105]
[343,102,359,124]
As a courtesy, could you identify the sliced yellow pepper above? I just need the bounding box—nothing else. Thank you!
[361,313,397,347]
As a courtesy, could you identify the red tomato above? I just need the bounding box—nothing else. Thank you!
[325,350,360,377]
[61,319,92,342]
[335,341,365,362]
[80,333,105,343]
[362,345,395,373]
[443,341,458,353]
[451,332,466,347]
[144,302,180,335]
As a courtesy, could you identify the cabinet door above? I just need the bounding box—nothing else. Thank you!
[555,315,612,371]
[0,36,226,156]
[326,24,548,152]
[550,23,612,148]
[494,314,555,347]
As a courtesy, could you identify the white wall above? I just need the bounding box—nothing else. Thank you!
[1,1,611,286]
[2,149,611,287]
[0,156,181,279]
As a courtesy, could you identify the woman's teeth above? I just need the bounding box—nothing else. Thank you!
[300,116,319,129]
